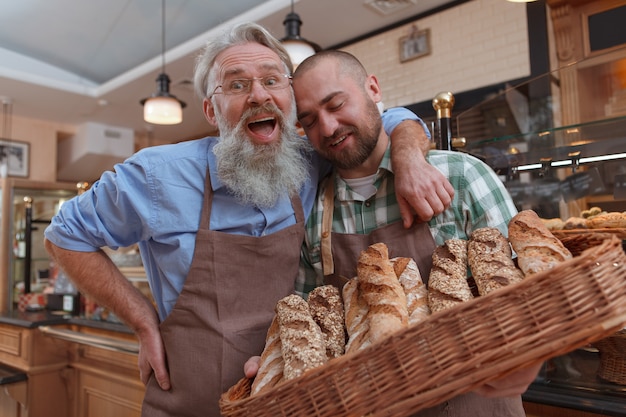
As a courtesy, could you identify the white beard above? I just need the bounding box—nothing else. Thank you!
[213,102,311,208]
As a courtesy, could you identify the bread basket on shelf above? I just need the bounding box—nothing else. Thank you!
[556,231,623,257]
[594,329,626,385]
[552,228,626,245]
[220,237,626,417]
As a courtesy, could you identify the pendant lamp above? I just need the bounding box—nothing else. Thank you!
[140,0,186,125]
[281,0,321,69]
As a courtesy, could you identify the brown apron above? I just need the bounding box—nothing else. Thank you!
[320,177,525,417]
[142,170,305,417]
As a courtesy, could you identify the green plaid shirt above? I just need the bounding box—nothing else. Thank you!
[296,148,518,297]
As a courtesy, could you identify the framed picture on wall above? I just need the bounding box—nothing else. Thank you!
[399,27,431,63]
[0,139,29,178]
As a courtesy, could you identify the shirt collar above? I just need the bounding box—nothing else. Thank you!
[207,138,226,192]
[334,141,394,200]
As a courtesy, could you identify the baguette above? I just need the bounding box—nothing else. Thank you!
[307,285,346,359]
[468,227,524,296]
[250,317,284,394]
[427,239,473,313]
[586,212,626,229]
[356,243,409,343]
[342,278,372,354]
[391,257,430,325]
[276,295,327,380]
[508,210,573,276]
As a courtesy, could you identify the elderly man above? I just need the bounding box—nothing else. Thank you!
[44,23,452,417]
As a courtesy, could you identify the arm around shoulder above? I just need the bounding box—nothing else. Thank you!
[387,119,454,226]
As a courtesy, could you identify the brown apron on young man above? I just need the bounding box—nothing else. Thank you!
[142,170,305,417]
[320,178,525,417]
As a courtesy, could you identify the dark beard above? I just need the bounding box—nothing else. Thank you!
[323,99,382,170]
[213,102,312,207]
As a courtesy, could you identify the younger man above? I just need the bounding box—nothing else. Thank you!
[292,50,539,417]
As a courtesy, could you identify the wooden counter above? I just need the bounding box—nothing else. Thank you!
[0,311,144,417]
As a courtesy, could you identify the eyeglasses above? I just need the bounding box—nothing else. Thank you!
[210,74,292,98]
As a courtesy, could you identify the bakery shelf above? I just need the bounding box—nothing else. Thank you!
[453,42,626,416]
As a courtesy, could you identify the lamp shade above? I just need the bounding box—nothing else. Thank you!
[281,39,317,68]
[143,96,183,125]
[140,0,185,125]
[281,10,320,69]
[140,72,186,125]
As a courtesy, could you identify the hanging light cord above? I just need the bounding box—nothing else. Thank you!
[160,0,166,74]
[2,99,11,140]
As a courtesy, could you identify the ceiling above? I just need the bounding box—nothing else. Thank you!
[0,0,454,145]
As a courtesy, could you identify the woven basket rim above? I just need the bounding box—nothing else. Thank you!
[221,236,626,417]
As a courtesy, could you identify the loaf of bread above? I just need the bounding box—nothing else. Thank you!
[342,278,372,354]
[391,257,430,325]
[276,295,327,380]
[508,210,573,276]
[467,227,524,296]
[563,216,588,230]
[427,239,473,313]
[356,243,409,343]
[250,317,284,394]
[307,285,346,359]
[541,218,565,231]
[586,212,626,229]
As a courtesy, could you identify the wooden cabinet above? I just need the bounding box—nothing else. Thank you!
[0,319,144,417]
[69,326,144,417]
[41,324,144,417]
[0,322,71,417]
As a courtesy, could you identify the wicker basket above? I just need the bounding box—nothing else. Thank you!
[594,330,626,385]
[220,237,626,417]
[557,231,621,257]
[552,228,626,242]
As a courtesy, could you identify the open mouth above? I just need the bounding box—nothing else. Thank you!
[248,117,277,136]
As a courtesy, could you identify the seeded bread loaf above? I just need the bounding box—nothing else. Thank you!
[468,227,525,296]
[427,239,473,313]
[276,295,327,380]
[307,285,346,359]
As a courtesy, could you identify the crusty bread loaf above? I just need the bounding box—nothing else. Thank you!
[563,216,588,230]
[427,239,473,313]
[508,210,573,276]
[342,278,372,354]
[250,317,284,394]
[391,257,430,325]
[587,212,626,229]
[467,227,525,296]
[541,218,565,231]
[356,243,409,343]
[307,285,346,359]
[276,295,327,380]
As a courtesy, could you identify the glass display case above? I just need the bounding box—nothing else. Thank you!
[453,46,626,415]
[0,178,78,313]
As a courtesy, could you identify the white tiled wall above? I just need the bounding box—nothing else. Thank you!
[343,0,531,113]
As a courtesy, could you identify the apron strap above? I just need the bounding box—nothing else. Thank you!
[321,176,335,276]
[199,168,213,230]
